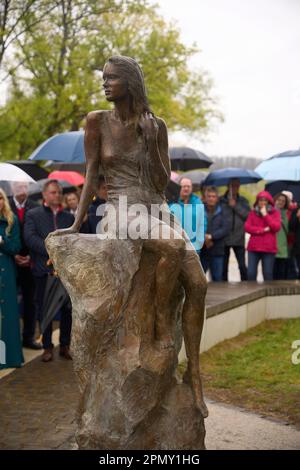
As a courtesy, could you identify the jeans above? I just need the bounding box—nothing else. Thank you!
[247,251,275,281]
[34,276,72,349]
[223,245,248,281]
[200,252,224,282]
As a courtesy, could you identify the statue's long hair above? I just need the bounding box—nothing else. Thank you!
[106,56,157,187]
[106,56,152,119]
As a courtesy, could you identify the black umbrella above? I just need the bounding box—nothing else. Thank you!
[44,161,86,173]
[265,181,300,203]
[40,274,69,333]
[169,147,213,171]
[6,160,49,180]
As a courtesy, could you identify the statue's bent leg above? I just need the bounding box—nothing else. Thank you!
[179,250,208,418]
[144,234,185,349]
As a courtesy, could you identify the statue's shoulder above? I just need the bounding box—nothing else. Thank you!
[86,110,110,124]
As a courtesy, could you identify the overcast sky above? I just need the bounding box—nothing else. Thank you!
[155,0,300,159]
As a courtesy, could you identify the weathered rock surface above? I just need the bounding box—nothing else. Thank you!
[46,233,205,450]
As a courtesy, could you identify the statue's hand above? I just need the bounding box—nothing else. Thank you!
[49,225,79,237]
[139,112,159,142]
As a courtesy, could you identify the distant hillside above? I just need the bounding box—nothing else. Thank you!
[210,156,262,170]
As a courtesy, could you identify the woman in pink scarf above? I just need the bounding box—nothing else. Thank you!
[245,191,281,281]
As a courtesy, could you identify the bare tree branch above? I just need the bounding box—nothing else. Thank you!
[0,0,57,68]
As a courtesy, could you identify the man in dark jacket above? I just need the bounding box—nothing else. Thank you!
[9,182,41,350]
[24,180,74,362]
[220,179,250,281]
[200,186,230,281]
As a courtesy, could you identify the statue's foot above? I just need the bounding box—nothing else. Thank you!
[183,368,208,418]
[193,393,209,418]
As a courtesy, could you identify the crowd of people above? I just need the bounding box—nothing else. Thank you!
[170,177,300,283]
[0,173,300,370]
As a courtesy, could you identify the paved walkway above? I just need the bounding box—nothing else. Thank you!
[0,347,299,450]
[0,348,76,450]
[206,401,300,450]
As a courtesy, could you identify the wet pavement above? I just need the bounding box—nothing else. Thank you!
[0,347,77,450]
[1,343,300,450]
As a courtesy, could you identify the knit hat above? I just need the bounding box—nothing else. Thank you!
[281,190,293,202]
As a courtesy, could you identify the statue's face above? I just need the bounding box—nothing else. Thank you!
[103,63,128,102]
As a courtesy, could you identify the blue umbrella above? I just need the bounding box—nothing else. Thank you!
[255,149,300,181]
[268,149,300,160]
[203,167,262,187]
[28,131,85,163]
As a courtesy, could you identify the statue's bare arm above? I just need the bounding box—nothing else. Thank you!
[72,111,102,230]
[139,114,170,192]
[50,111,102,236]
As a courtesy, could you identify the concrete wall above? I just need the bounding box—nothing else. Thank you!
[266,295,300,320]
[178,294,300,363]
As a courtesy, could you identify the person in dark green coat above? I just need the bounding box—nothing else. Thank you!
[273,193,289,280]
[0,188,24,369]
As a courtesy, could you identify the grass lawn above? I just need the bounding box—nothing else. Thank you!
[190,319,300,427]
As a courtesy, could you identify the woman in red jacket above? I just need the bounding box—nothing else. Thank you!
[245,191,281,281]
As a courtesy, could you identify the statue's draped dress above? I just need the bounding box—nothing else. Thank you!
[98,111,192,250]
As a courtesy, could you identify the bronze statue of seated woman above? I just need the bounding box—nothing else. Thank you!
[47,56,208,450]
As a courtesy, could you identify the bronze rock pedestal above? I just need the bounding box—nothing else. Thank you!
[46,233,205,450]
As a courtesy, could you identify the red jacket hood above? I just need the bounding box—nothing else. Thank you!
[254,191,274,207]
